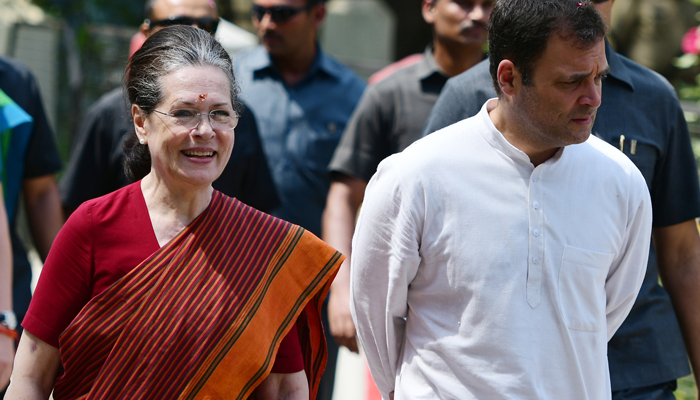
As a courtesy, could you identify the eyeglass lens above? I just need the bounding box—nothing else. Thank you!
[251,5,308,23]
[155,109,239,131]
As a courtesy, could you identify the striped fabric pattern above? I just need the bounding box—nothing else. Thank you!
[54,191,342,399]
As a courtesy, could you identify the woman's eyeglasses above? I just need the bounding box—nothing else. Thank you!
[251,4,313,23]
[145,16,220,35]
[152,109,239,131]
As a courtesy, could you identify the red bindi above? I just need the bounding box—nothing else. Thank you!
[199,94,207,102]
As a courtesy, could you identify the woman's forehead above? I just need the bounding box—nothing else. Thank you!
[160,65,230,103]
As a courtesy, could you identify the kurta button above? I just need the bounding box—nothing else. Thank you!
[533,229,540,237]
[532,176,538,182]
[533,201,540,209]
[533,256,540,264]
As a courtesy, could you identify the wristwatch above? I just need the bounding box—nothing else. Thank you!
[0,310,17,331]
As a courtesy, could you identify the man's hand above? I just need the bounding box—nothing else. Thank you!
[328,261,358,353]
[322,175,367,353]
[22,175,63,261]
[654,219,700,395]
[0,334,14,390]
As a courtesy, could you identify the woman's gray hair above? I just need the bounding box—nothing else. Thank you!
[122,25,239,182]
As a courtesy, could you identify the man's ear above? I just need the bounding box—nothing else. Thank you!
[139,20,151,38]
[132,104,148,142]
[422,0,436,25]
[497,60,521,97]
[311,3,327,30]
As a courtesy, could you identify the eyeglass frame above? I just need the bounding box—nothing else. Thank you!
[144,16,220,35]
[152,109,240,132]
[250,4,316,23]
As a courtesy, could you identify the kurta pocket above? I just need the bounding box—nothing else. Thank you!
[558,245,614,332]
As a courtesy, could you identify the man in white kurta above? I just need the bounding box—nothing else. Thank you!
[350,1,652,399]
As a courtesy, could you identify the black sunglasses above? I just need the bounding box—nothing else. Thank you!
[146,16,220,35]
[251,4,314,23]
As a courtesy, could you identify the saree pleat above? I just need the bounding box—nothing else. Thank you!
[54,192,342,399]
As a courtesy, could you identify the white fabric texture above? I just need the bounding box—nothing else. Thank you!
[350,100,652,400]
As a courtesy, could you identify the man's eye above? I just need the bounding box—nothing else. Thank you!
[172,109,197,119]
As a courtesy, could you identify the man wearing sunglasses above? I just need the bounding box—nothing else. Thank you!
[422,0,700,399]
[61,0,279,218]
[233,0,365,398]
[139,0,257,56]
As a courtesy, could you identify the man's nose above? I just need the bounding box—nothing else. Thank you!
[469,4,487,22]
[580,80,602,109]
[258,11,274,30]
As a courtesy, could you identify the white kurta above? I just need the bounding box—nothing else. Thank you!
[350,101,652,400]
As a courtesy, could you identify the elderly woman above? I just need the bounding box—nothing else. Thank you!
[6,26,341,399]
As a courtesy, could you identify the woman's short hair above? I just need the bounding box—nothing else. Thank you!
[122,25,239,182]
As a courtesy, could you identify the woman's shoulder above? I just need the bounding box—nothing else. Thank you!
[74,181,145,222]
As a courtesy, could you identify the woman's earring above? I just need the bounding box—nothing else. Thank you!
[139,138,147,145]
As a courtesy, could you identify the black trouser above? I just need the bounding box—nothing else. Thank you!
[612,380,678,400]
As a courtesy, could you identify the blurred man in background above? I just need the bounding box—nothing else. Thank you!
[0,55,63,397]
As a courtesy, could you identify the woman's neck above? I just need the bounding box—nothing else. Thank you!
[140,174,213,247]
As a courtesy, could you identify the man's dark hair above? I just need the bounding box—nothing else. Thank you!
[488,0,607,94]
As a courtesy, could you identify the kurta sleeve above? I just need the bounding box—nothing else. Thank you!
[604,169,653,341]
[350,158,423,399]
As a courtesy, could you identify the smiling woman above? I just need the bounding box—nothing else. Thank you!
[6,25,342,400]
[133,64,237,202]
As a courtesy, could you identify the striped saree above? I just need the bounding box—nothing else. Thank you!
[53,191,343,399]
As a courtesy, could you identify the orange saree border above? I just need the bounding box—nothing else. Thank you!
[54,192,343,399]
[184,230,342,399]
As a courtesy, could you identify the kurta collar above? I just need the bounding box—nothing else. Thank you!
[477,99,565,169]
